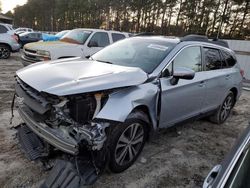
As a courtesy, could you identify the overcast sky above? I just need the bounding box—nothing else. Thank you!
[1,0,27,13]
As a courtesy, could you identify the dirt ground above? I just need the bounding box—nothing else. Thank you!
[0,53,249,188]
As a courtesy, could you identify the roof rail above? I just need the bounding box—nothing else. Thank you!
[181,34,209,42]
[181,34,229,48]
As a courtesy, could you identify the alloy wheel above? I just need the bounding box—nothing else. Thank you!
[0,46,10,59]
[220,95,233,122]
[115,123,144,166]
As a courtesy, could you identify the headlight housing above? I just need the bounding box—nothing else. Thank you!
[37,50,50,57]
[36,50,51,61]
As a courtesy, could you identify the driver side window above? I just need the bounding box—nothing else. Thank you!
[174,46,202,72]
[88,32,110,47]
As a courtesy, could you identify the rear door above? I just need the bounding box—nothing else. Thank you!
[159,46,206,128]
[201,47,234,112]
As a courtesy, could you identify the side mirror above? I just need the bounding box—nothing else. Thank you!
[88,41,98,47]
[203,165,221,188]
[170,67,195,85]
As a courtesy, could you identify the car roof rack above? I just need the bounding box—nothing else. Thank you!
[181,34,229,48]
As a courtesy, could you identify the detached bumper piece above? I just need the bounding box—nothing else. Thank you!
[17,124,47,161]
[40,159,98,188]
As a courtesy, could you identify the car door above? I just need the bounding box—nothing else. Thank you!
[201,47,233,112]
[159,46,206,128]
[203,125,250,188]
[84,32,110,56]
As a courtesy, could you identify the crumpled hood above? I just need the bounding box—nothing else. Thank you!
[24,41,79,51]
[16,59,148,96]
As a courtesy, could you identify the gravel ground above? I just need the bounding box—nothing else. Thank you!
[0,53,249,188]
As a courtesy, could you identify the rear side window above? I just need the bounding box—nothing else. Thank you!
[0,25,8,33]
[112,33,125,42]
[221,50,236,67]
[204,48,222,70]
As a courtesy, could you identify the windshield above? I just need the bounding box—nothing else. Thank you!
[92,37,176,73]
[60,30,92,44]
[55,30,69,38]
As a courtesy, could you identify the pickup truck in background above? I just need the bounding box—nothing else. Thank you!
[21,28,131,66]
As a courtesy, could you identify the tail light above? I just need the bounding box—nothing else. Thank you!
[240,69,244,77]
[11,34,19,42]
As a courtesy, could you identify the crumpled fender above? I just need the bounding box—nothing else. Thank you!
[96,82,160,129]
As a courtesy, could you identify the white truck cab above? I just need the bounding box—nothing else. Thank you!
[21,28,131,66]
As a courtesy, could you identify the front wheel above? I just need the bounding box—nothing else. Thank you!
[0,45,11,59]
[209,91,235,124]
[109,111,148,173]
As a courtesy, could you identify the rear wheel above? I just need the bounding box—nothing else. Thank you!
[209,91,235,124]
[109,111,148,173]
[0,45,11,59]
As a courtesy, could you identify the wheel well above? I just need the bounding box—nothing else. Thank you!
[0,43,11,50]
[131,105,154,140]
[230,87,238,105]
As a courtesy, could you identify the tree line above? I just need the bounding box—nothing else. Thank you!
[7,0,250,39]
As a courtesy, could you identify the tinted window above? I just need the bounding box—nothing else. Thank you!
[112,33,126,42]
[88,32,110,47]
[225,148,250,187]
[29,33,37,38]
[204,48,222,70]
[0,25,8,33]
[174,46,202,72]
[222,50,236,67]
[92,37,176,73]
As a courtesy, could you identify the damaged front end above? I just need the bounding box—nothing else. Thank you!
[14,77,111,186]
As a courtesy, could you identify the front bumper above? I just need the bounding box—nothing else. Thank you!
[21,55,36,66]
[18,105,79,155]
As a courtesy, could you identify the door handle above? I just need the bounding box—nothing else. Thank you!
[198,81,205,87]
[226,75,231,80]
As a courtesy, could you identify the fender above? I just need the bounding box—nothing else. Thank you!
[96,82,160,130]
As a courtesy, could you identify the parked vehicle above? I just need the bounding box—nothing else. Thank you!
[21,28,130,66]
[43,30,70,42]
[14,35,243,186]
[15,27,33,34]
[0,23,20,59]
[18,32,43,47]
[203,124,250,188]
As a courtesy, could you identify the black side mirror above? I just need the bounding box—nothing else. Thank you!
[170,67,195,85]
[88,41,98,47]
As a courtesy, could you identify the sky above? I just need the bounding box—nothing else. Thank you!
[1,0,27,13]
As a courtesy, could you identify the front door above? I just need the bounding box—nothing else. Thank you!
[159,46,206,128]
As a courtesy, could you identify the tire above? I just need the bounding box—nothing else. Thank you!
[0,45,11,59]
[108,111,149,173]
[209,91,235,124]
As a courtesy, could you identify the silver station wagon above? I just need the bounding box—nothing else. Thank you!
[14,35,243,187]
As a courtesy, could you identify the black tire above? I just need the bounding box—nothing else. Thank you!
[0,44,11,59]
[108,111,149,173]
[209,91,235,124]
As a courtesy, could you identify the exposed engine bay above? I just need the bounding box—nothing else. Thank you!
[14,77,112,187]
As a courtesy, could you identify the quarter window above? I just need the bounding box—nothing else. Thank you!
[222,50,236,67]
[112,33,125,42]
[0,25,8,33]
[88,32,110,47]
[204,48,222,70]
[174,46,202,72]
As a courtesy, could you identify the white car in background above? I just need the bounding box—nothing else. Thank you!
[0,23,20,59]
[15,27,34,35]
[21,29,131,66]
